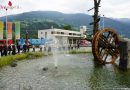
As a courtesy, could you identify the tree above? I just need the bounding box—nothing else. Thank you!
[63,25,72,30]
[93,0,101,35]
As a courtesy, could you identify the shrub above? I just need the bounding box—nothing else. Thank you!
[13,54,27,60]
[27,52,44,59]
[0,52,44,68]
[0,56,14,68]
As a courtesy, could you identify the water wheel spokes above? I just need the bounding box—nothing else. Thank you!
[92,28,120,64]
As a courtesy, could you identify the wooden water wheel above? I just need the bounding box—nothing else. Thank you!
[92,28,120,64]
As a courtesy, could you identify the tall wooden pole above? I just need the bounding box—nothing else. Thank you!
[25,30,28,45]
[93,0,101,35]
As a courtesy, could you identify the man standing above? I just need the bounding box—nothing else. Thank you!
[3,44,8,56]
[17,44,21,54]
[8,44,12,55]
[0,44,3,56]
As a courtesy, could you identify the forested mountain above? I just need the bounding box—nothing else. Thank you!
[0,11,130,38]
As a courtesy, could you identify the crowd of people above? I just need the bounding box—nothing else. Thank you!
[0,44,33,57]
[0,43,81,57]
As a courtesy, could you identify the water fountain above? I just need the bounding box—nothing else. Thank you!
[51,37,59,69]
[43,36,60,69]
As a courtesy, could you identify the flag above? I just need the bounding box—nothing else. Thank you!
[8,1,12,7]
[7,22,12,39]
[0,21,3,39]
[15,22,20,39]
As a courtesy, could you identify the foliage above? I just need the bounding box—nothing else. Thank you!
[0,56,14,68]
[1,11,130,38]
[20,20,65,38]
[0,52,44,68]
[13,54,27,60]
[27,52,44,59]
[63,25,72,30]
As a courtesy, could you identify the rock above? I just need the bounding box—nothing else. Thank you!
[10,61,17,67]
[55,67,58,69]
[42,67,48,71]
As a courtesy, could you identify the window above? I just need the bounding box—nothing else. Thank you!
[69,33,72,35]
[41,32,43,34]
[61,32,64,34]
[57,32,60,34]
[73,33,76,35]
[77,34,81,36]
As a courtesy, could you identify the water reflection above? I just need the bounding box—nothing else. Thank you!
[112,64,130,88]
[88,61,130,90]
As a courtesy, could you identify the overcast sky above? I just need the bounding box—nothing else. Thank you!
[0,0,130,18]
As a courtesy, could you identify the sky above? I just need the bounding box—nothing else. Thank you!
[0,0,130,18]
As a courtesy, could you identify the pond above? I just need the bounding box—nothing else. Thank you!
[0,54,130,90]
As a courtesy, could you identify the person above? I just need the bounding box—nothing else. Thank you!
[39,45,42,52]
[23,44,27,53]
[77,43,80,49]
[0,44,3,56]
[12,45,16,55]
[8,44,12,55]
[17,44,21,54]
[3,45,8,56]
[32,45,35,52]
[48,46,51,52]
[26,45,30,52]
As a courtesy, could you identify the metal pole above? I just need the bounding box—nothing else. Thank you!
[102,15,105,29]
[26,30,28,45]
[6,8,8,46]
[99,17,101,30]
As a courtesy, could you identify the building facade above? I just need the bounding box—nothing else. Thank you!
[38,28,86,47]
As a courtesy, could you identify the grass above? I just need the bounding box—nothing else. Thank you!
[0,52,44,68]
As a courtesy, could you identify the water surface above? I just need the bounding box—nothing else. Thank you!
[0,54,130,90]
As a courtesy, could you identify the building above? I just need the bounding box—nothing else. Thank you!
[80,26,87,36]
[38,28,86,47]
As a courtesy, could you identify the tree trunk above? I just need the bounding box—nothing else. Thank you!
[93,0,101,35]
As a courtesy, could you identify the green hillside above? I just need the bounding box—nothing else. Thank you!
[0,11,130,38]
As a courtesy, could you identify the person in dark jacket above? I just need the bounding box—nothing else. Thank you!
[0,44,3,56]
[23,44,27,53]
[26,45,30,52]
[32,45,35,52]
[3,45,8,56]
[17,44,20,54]
[12,45,16,55]
[8,44,12,55]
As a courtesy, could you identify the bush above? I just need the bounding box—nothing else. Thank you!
[27,52,44,59]
[0,56,14,68]
[0,52,44,68]
[13,54,27,60]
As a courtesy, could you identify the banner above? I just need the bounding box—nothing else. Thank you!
[15,22,20,39]
[7,22,12,39]
[0,21,4,39]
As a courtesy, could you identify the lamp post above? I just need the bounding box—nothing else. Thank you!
[25,30,29,45]
[102,15,105,29]
[6,8,8,46]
